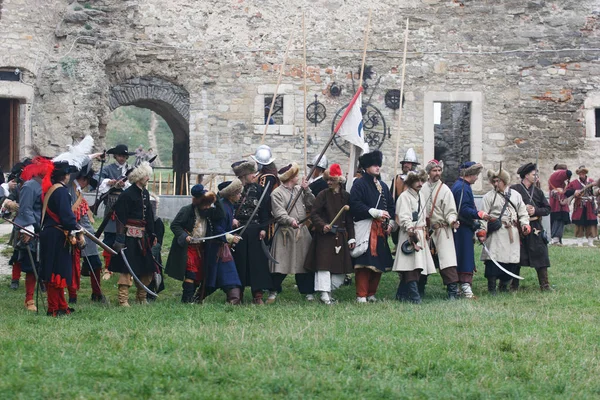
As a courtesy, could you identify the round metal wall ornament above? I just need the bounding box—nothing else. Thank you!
[306,95,326,126]
[331,102,388,156]
[329,82,342,97]
[385,89,404,110]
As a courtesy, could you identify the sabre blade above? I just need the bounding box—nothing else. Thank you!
[482,243,524,280]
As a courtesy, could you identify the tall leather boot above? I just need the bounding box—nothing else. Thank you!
[447,283,459,300]
[417,275,428,298]
[487,278,497,295]
[407,281,421,304]
[118,284,130,307]
[498,280,510,293]
[226,288,242,305]
[510,268,521,291]
[181,281,196,303]
[536,267,552,291]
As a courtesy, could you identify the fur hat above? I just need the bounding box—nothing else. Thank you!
[517,162,536,179]
[231,160,257,178]
[459,162,483,177]
[404,169,428,188]
[576,165,588,175]
[487,168,511,185]
[323,163,343,182]
[358,150,383,169]
[128,161,153,184]
[425,159,444,174]
[191,184,217,207]
[553,163,567,171]
[218,179,243,198]
[278,162,300,183]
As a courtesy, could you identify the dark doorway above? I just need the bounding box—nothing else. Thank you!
[433,102,471,187]
[0,98,19,171]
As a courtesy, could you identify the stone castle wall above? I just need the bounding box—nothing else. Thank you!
[1,0,599,191]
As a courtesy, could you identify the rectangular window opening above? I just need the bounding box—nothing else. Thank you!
[264,95,284,125]
[433,101,471,187]
[595,108,600,138]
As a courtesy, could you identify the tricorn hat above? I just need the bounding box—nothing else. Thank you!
[358,150,383,169]
[107,144,133,156]
[404,170,428,188]
[278,162,300,183]
[576,165,588,175]
[459,162,483,177]
[231,160,257,178]
[517,162,536,179]
[487,168,511,185]
[218,179,243,198]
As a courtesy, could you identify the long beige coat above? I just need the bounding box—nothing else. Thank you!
[421,180,458,270]
[270,185,315,274]
[392,188,437,275]
[480,188,529,264]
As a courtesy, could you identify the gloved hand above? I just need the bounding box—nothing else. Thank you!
[476,229,487,243]
[522,224,531,236]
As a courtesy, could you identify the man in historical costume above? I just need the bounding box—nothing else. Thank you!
[69,164,105,304]
[451,161,487,299]
[12,157,48,311]
[165,184,222,303]
[480,168,530,294]
[2,158,32,290]
[147,193,165,301]
[389,148,419,246]
[419,160,461,299]
[39,161,82,317]
[267,163,315,303]
[307,154,329,197]
[108,161,157,306]
[350,150,396,303]
[252,145,280,239]
[511,163,552,291]
[565,166,598,247]
[199,179,244,304]
[303,164,355,304]
[393,170,437,304]
[547,164,572,245]
[97,144,133,274]
[230,160,273,304]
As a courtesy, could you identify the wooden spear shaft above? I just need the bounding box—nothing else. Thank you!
[302,11,308,176]
[261,15,299,144]
[392,18,410,200]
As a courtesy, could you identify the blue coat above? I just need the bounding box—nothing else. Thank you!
[451,178,480,274]
[40,184,78,286]
[13,178,43,273]
[349,174,395,272]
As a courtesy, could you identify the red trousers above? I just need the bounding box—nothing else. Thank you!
[47,283,69,315]
[90,268,102,295]
[67,249,82,299]
[355,268,382,298]
[12,262,21,281]
[185,245,204,284]
[25,273,36,303]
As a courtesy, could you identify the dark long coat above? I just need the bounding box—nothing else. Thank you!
[451,178,481,274]
[13,178,43,273]
[304,188,355,274]
[511,183,551,268]
[40,183,78,286]
[349,173,395,272]
[108,184,156,276]
[164,202,224,282]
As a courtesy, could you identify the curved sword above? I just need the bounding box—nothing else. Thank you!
[120,248,158,297]
[481,243,524,280]
[188,226,244,244]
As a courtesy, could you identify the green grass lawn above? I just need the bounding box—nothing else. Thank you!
[1,232,599,399]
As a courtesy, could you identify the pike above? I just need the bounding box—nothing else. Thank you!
[481,243,524,280]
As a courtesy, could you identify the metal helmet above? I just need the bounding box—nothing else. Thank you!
[307,154,328,170]
[251,145,276,166]
[401,148,419,165]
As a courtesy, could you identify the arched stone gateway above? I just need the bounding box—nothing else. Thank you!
[109,76,190,191]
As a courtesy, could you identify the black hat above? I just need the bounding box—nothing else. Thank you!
[517,163,536,179]
[107,144,132,156]
[51,161,78,181]
[358,150,383,169]
[76,167,98,190]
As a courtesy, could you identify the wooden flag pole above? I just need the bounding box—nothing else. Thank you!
[260,15,299,145]
[346,8,372,193]
[302,11,308,177]
[173,171,177,195]
[392,18,410,200]
[159,172,162,196]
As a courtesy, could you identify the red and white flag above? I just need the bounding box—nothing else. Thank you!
[334,86,369,154]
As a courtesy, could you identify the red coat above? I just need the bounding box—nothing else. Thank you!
[548,170,570,213]
[565,178,597,222]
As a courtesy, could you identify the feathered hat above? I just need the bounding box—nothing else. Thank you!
[21,156,55,193]
[278,162,300,183]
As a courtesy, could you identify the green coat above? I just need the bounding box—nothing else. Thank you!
[164,202,224,281]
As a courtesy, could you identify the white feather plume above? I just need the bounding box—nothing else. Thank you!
[52,135,95,169]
